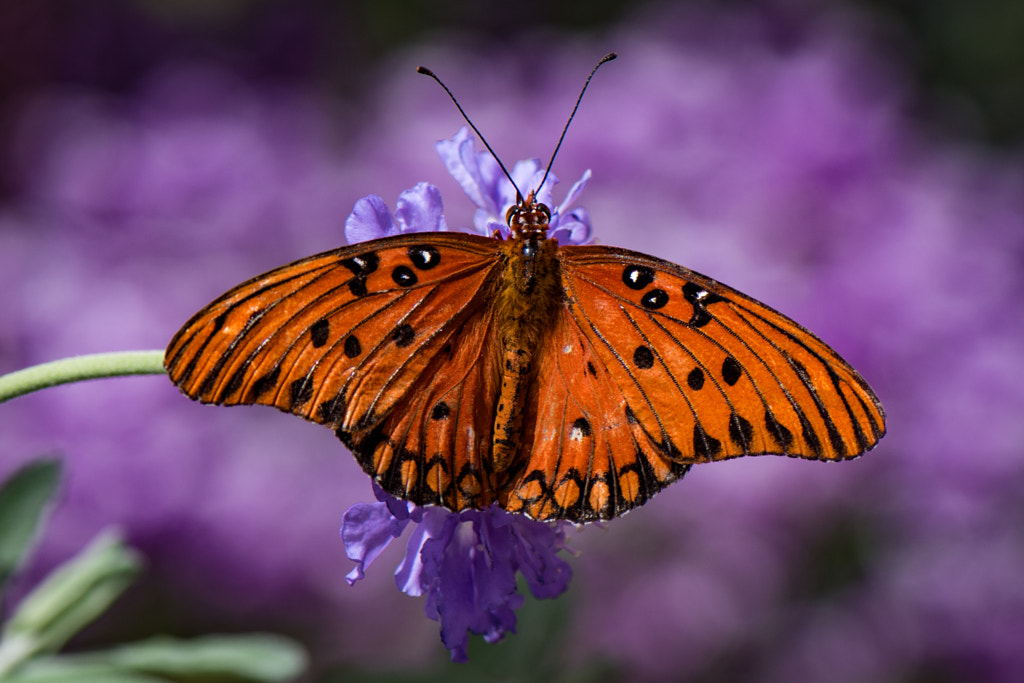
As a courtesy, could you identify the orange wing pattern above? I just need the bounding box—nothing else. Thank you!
[498,243,886,520]
[501,306,691,521]
[167,232,885,523]
[340,304,504,511]
[166,232,508,510]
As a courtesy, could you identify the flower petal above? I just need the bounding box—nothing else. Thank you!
[512,160,552,205]
[436,127,493,212]
[550,207,592,245]
[395,506,450,597]
[371,481,417,521]
[344,194,397,243]
[428,514,521,661]
[394,182,447,233]
[556,169,591,215]
[509,515,573,599]
[340,501,409,585]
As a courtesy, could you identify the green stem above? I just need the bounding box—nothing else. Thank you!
[0,351,166,404]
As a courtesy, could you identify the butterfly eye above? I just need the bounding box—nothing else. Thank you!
[538,204,551,222]
[505,205,519,225]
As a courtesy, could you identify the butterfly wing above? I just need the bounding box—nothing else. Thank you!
[500,307,691,522]
[340,303,504,511]
[165,232,506,508]
[503,244,885,522]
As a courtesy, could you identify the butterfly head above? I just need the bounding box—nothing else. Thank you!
[506,191,551,239]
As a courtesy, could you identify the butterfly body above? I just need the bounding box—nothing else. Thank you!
[166,198,885,523]
[491,196,563,474]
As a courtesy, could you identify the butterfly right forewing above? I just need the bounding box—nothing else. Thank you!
[556,245,885,467]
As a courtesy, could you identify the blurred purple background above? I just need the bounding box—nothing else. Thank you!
[2,2,1024,681]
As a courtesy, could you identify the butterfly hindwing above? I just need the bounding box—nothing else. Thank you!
[165,232,503,440]
[556,245,886,468]
[341,305,503,511]
[501,307,691,522]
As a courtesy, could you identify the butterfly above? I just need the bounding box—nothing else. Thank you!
[165,189,885,523]
[165,56,885,523]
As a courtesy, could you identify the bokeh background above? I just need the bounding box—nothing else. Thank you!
[2,1,1024,681]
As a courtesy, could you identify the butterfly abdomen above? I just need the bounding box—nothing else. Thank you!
[491,235,561,473]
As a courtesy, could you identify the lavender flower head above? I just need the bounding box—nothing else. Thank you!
[346,126,592,246]
[340,128,583,661]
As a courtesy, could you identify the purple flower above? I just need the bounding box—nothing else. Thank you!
[435,126,592,243]
[341,485,572,662]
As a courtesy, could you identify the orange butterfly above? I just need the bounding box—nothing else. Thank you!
[165,58,885,523]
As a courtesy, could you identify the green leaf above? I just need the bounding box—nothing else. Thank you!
[7,634,308,683]
[0,530,141,676]
[0,459,62,588]
[4,656,166,683]
[106,633,308,682]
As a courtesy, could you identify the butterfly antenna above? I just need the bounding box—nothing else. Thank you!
[537,52,617,195]
[417,65,524,204]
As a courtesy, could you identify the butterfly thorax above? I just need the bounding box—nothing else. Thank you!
[491,198,561,474]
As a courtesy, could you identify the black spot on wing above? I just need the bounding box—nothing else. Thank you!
[317,391,347,427]
[622,265,654,290]
[341,253,379,298]
[682,282,727,328]
[344,335,362,358]
[633,346,654,369]
[408,245,441,270]
[571,417,592,437]
[456,464,484,505]
[722,357,742,386]
[641,288,669,310]
[687,367,704,390]
[693,424,722,459]
[728,413,754,451]
[431,401,450,421]
[347,278,369,297]
[392,265,417,287]
[337,423,386,473]
[310,319,330,348]
[765,411,794,450]
[248,366,280,401]
[223,363,248,399]
[797,408,823,458]
[392,323,415,348]
[340,253,379,276]
[289,376,315,409]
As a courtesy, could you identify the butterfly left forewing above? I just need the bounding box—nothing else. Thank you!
[166,233,502,436]
[557,245,885,466]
